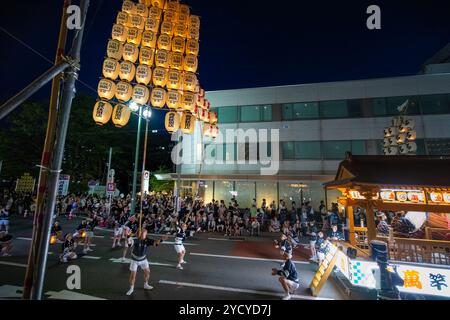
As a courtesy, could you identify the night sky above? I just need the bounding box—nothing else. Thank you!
[0,0,449,129]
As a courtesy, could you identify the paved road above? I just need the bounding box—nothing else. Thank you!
[0,215,348,300]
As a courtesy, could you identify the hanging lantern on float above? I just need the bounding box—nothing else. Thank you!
[135,64,152,85]
[185,39,199,56]
[165,111,180,133]
[166,90,181,109]
[160,21,174,36]
[187,26,200,40]
[135,3,149,18]
[204,99,211,110]
[155,49,170,68]
[209,112,218,125]
[165,1,179,12]
[172,36,185,53]
[122,0,136,14]
[112,104,131,128]
[127,27,142,45]
[148,6,163,19]
[141,30,157,48]
[157,34,172,51]
[152,67,168,87]
[102,58,120,80]
[183,72,197,92]
[151,0,165,9]
[112,24,128,42]
[181,92,196,112]
[198,87,205,97]
[97,78,116,101]
[211,125,219,139]
[119,61,136,82]
[115,81,134,102]
[167,69,182,90]
[117,12,129,27]
[107,39,124,60]
[203,124,213,137]
[93,101,113,125]
[180,4,190,16]
[196,95,205,109]
[139,47,155,66]
[169,52,184,71]
[188,15,200,29]
[198,108,210,122]
[145,17,160,33]
[164,10,177,23]
[173,23,187,38]
[132,85,150,105]
[177,12,188,24]
[184,54,198,73]
[129,15,145,30]
[122,43,139,63]
[180,112,196,134]
[150,87,167,108]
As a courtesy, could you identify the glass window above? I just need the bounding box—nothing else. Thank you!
[420,94,450,114]
[351,140,367,155]
[282,104,293,120]
[348,99,364,118]
[262,105,272,121]
[214,181,235,204]
[236,182,256,209]
[385,96,420,115]
[241,105,261,122]
[426,139,450,155]
[295,141,321,159]
[372,98,388,116]
[293,102,319,119]
[415,139,427,156]
[320,100,349,118]
[223,144,237,162]
[279,183,303,204]
[256,182,278,209]
[322,141,351,159]
[217,106,238,123]
[282,142,295,160]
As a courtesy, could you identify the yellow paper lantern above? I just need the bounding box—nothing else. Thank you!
[186,39,199,56]
[141,30,157,48]
[112,104,132,128]
[183,72,197,92]
[198,87,205,97]
[211,125,219,139]
[172,36,186,53]
[119,61,136,82]
[164,1,179,12]
[122,0,136,14]
[97,78,117,101]
[209,112,218,125]
[115,81,134,102]
[107,39,124,60]
[150,87,167,108]
[204,99,211,110]
[167,69,182,90]
[169,52,184,71]
[135,3,149,18]
[157,34,172,51]
[102,58,120,80]
[152,67,168,87]
[181,92,196,112]
[173,22,187,38]
[160,21,174,36]
[184,54,198,72]
[198,108,210,122]
[139,47,155,66]
[196,94,205,108]
[166,90,181,109]
[136,64,152,85]
[203,124,213,137]
[151,0,165,9]
[122,43,139,63]
[148,6,163,19]
[164,10,178,23]
[177,12,188,24]
[116,11,129,27]
[180,4,190,16]
[165,111,181,133]
[180,112,196,134]
[112,24,128,42]
[145,17,160,33]
[155,49,170,68]
[132,84,150,105]
[187,25,200,40]
[127,27,142,45]
[189,15,200,29]
[93,101,113,125]
[129,14,145,30]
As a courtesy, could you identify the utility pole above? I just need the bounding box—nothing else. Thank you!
[130,108,143,216]
[31,0,90,300]
[107,147,113,217]
[138,119,149,231]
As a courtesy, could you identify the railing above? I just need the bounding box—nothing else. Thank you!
[425,227,450,241]
[354,227,370,251]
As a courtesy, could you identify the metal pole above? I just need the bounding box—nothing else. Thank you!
[139,119,149,231]
[130,108,143,216]
[0,62,69,121]
[31,0,90,300]
[0,160,2,177]
[175,131,182,215]
[107,147,113,217]
[22,0,71,300]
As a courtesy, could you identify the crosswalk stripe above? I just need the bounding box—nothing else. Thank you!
[81,256,102,260]
[189,252,310,264]
[208,237,244,242]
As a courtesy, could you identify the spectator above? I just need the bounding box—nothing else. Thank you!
[0,231,13,257]
[269,216,280,233]
[0,205,9,233]
[377,212,390,237]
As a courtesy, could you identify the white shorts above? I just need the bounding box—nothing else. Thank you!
[0,220,9,226]
[174,244,185,254]
[130,259,149,272]
[114,227,123,237]
[285,279,300,291]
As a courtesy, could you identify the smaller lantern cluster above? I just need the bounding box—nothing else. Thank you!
[93,0,219,137]
[383,117,417,155]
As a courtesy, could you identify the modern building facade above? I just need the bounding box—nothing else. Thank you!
[174,50,450,210]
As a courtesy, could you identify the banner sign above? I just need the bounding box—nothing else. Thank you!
[58,175,70,196]
[142,171,150,194]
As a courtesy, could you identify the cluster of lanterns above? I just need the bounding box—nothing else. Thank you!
[93,0,219,137]
[383,117,417,155]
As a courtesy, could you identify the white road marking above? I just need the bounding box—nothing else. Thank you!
[16,237,32,241]
[208,237,244,242]
[0,261,27,268]
[48,252,54,255]
[95,227,113,233]
[159,280,333,300]
[161,241,198,246]
[0,285,23,298]
[189,253,310,265]
[93,235,104,239]
[109,258,174,267]
[81,256,102,260]
[45,289,105,300]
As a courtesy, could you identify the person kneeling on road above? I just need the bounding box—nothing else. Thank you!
[60,233,77,263]
[272,251,300,300]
